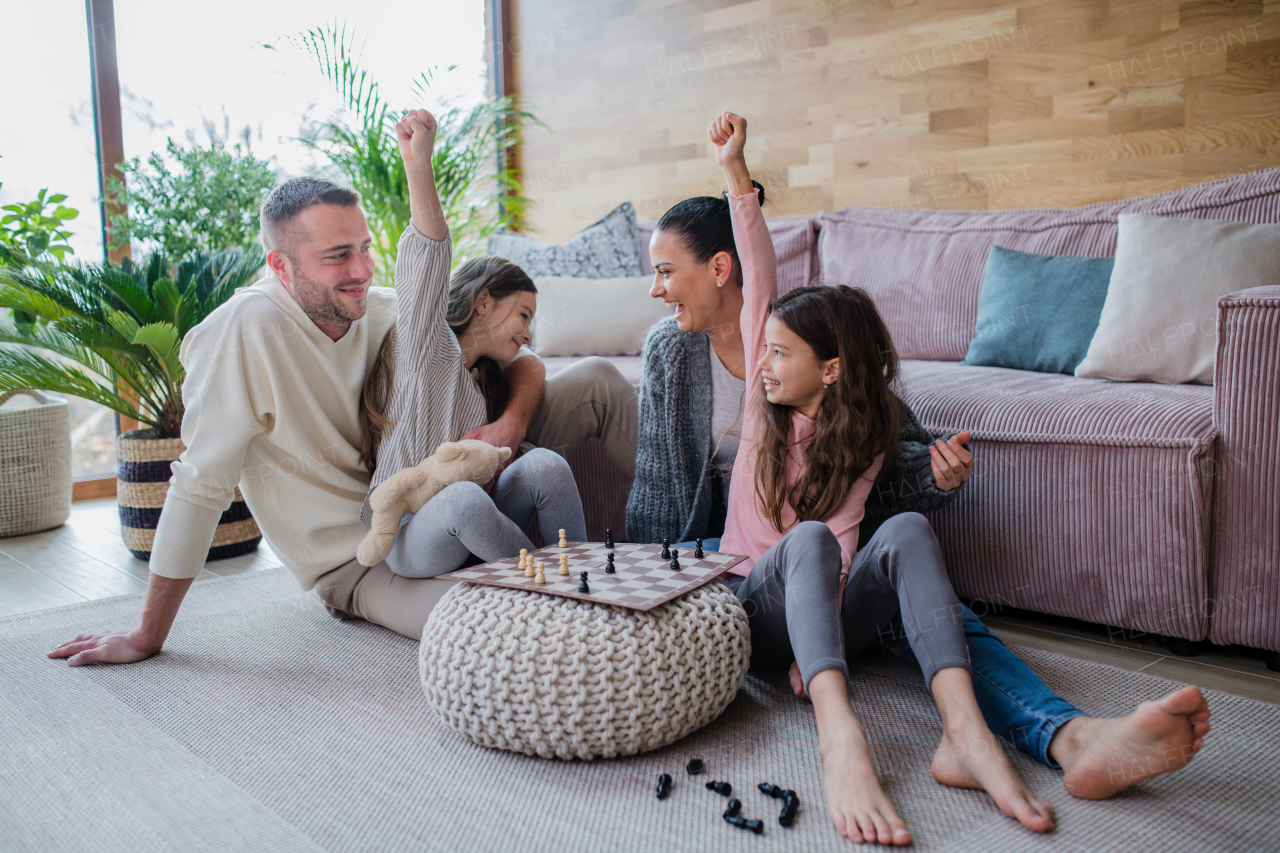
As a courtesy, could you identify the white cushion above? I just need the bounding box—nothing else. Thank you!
[530,275,670,357]
[1075,213,1280,385]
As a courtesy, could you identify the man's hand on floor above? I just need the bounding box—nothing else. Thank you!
[48,630,158,666]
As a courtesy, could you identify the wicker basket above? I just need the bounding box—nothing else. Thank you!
[0,389,72,538]
[117,428,261,561]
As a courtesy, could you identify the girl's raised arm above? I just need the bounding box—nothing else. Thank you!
[398,109,446,241]
[394,109,455,372]
[709,112,776,370]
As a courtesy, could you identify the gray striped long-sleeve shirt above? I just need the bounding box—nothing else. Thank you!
[360,225,488,528]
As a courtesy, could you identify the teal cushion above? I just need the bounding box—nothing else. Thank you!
[962,245,1113,374]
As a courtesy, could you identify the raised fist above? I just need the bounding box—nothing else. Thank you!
[709,111,747,168]
[396,108,438,167]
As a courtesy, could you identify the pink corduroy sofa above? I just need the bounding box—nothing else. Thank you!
[544,167,1280,662]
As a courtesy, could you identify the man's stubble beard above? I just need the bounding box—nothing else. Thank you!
[290,266,367,328]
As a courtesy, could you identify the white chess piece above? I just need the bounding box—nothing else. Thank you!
[524,555,535,578]
[558,528,568,548]
[535,562,546,584]
[558,553,569,576]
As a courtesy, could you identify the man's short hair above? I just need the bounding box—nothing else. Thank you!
[259,177,361,258]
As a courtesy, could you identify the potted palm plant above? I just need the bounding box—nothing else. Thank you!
[0,248,265,559]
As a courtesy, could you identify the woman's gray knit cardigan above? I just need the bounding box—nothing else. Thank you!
[625,317,960,546]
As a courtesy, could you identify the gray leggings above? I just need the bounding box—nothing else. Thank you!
[385,447,587,579]
[727,513,971,693]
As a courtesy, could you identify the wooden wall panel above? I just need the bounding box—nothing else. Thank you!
[509,0,1280,240]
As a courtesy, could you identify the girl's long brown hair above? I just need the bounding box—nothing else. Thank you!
[752,284,904,532]
[358,257,536,472]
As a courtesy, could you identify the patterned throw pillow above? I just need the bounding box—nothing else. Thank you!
[486,202,643,277]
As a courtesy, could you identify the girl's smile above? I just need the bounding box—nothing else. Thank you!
[758,315,839,418]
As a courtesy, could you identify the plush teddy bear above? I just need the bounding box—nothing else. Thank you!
[357,439,513,567]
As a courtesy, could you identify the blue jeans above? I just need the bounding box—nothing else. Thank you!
[676,538,1085,769]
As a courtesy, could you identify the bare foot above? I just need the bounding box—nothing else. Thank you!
[789,661,810,700]
[1052,685,1211,799]
[932,722,1055,832]
[821,724,913,846]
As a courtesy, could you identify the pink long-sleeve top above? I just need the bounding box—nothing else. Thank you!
[719,192,883,581]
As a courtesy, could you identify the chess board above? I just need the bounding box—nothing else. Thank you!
[438,542,746,611]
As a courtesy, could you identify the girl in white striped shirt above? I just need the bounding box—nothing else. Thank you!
[359,109,586,577]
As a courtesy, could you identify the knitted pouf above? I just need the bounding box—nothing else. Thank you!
[420,580,751,760]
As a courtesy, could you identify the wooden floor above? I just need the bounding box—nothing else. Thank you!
[5,499,1277,706]
[0,499,282,614]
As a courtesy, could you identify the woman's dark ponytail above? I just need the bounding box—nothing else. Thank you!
[654,180,765,284]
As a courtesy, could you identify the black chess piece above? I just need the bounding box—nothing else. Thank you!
[694,538,704,559]
[604,528,614,549]
[723,798,742,818]
[578,571,590,594]
[686,758,705,776]
[723,815,764,834]
[705,781,732,796]
[757,783,783,799]
[661,538,671,559]
[655,773,672,800]
[605,552,616,574]
[669,549,680,572]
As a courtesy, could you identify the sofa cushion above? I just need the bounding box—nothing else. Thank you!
[818,168,1280,361]
[638,214,818,293]
[895,359,1215,641]
[488,202,643,277]
[530,276,668,357]
[898,360,1214,446]
[1075,214,1280,386]
[963,246,1113,375]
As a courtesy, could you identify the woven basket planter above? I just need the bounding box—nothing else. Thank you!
[420,580,751,760]
[117,429,261,561]
[0,390,72,538]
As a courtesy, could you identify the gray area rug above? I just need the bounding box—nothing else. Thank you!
[3,568,1278,852]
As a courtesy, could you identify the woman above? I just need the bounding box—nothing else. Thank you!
[623,113,1212,825]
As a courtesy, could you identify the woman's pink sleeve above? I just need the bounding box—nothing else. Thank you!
[728,192,776,374]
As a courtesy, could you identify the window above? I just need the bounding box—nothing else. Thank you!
[113,1,488,187]
[3,1,489,483]
[0,5,117,480]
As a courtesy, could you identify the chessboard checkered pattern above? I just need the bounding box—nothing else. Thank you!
[439,542,746,611]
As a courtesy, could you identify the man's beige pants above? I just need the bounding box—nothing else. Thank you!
[315,356,638,639]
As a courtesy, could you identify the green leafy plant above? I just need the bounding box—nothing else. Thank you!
[105,139,276,264]
[0,246,264,438]
[296,23,535,281]
[0,180,79,267]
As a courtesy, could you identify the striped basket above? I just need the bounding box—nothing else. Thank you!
[117,429,261,561]
[0,389,72,538]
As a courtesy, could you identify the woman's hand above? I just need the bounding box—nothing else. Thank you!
[930,431,973,492]
[709,111,753,195]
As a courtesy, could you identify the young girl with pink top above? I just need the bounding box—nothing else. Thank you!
[704,112,1055,846]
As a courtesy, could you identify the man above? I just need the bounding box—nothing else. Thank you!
[48,118,561,657]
